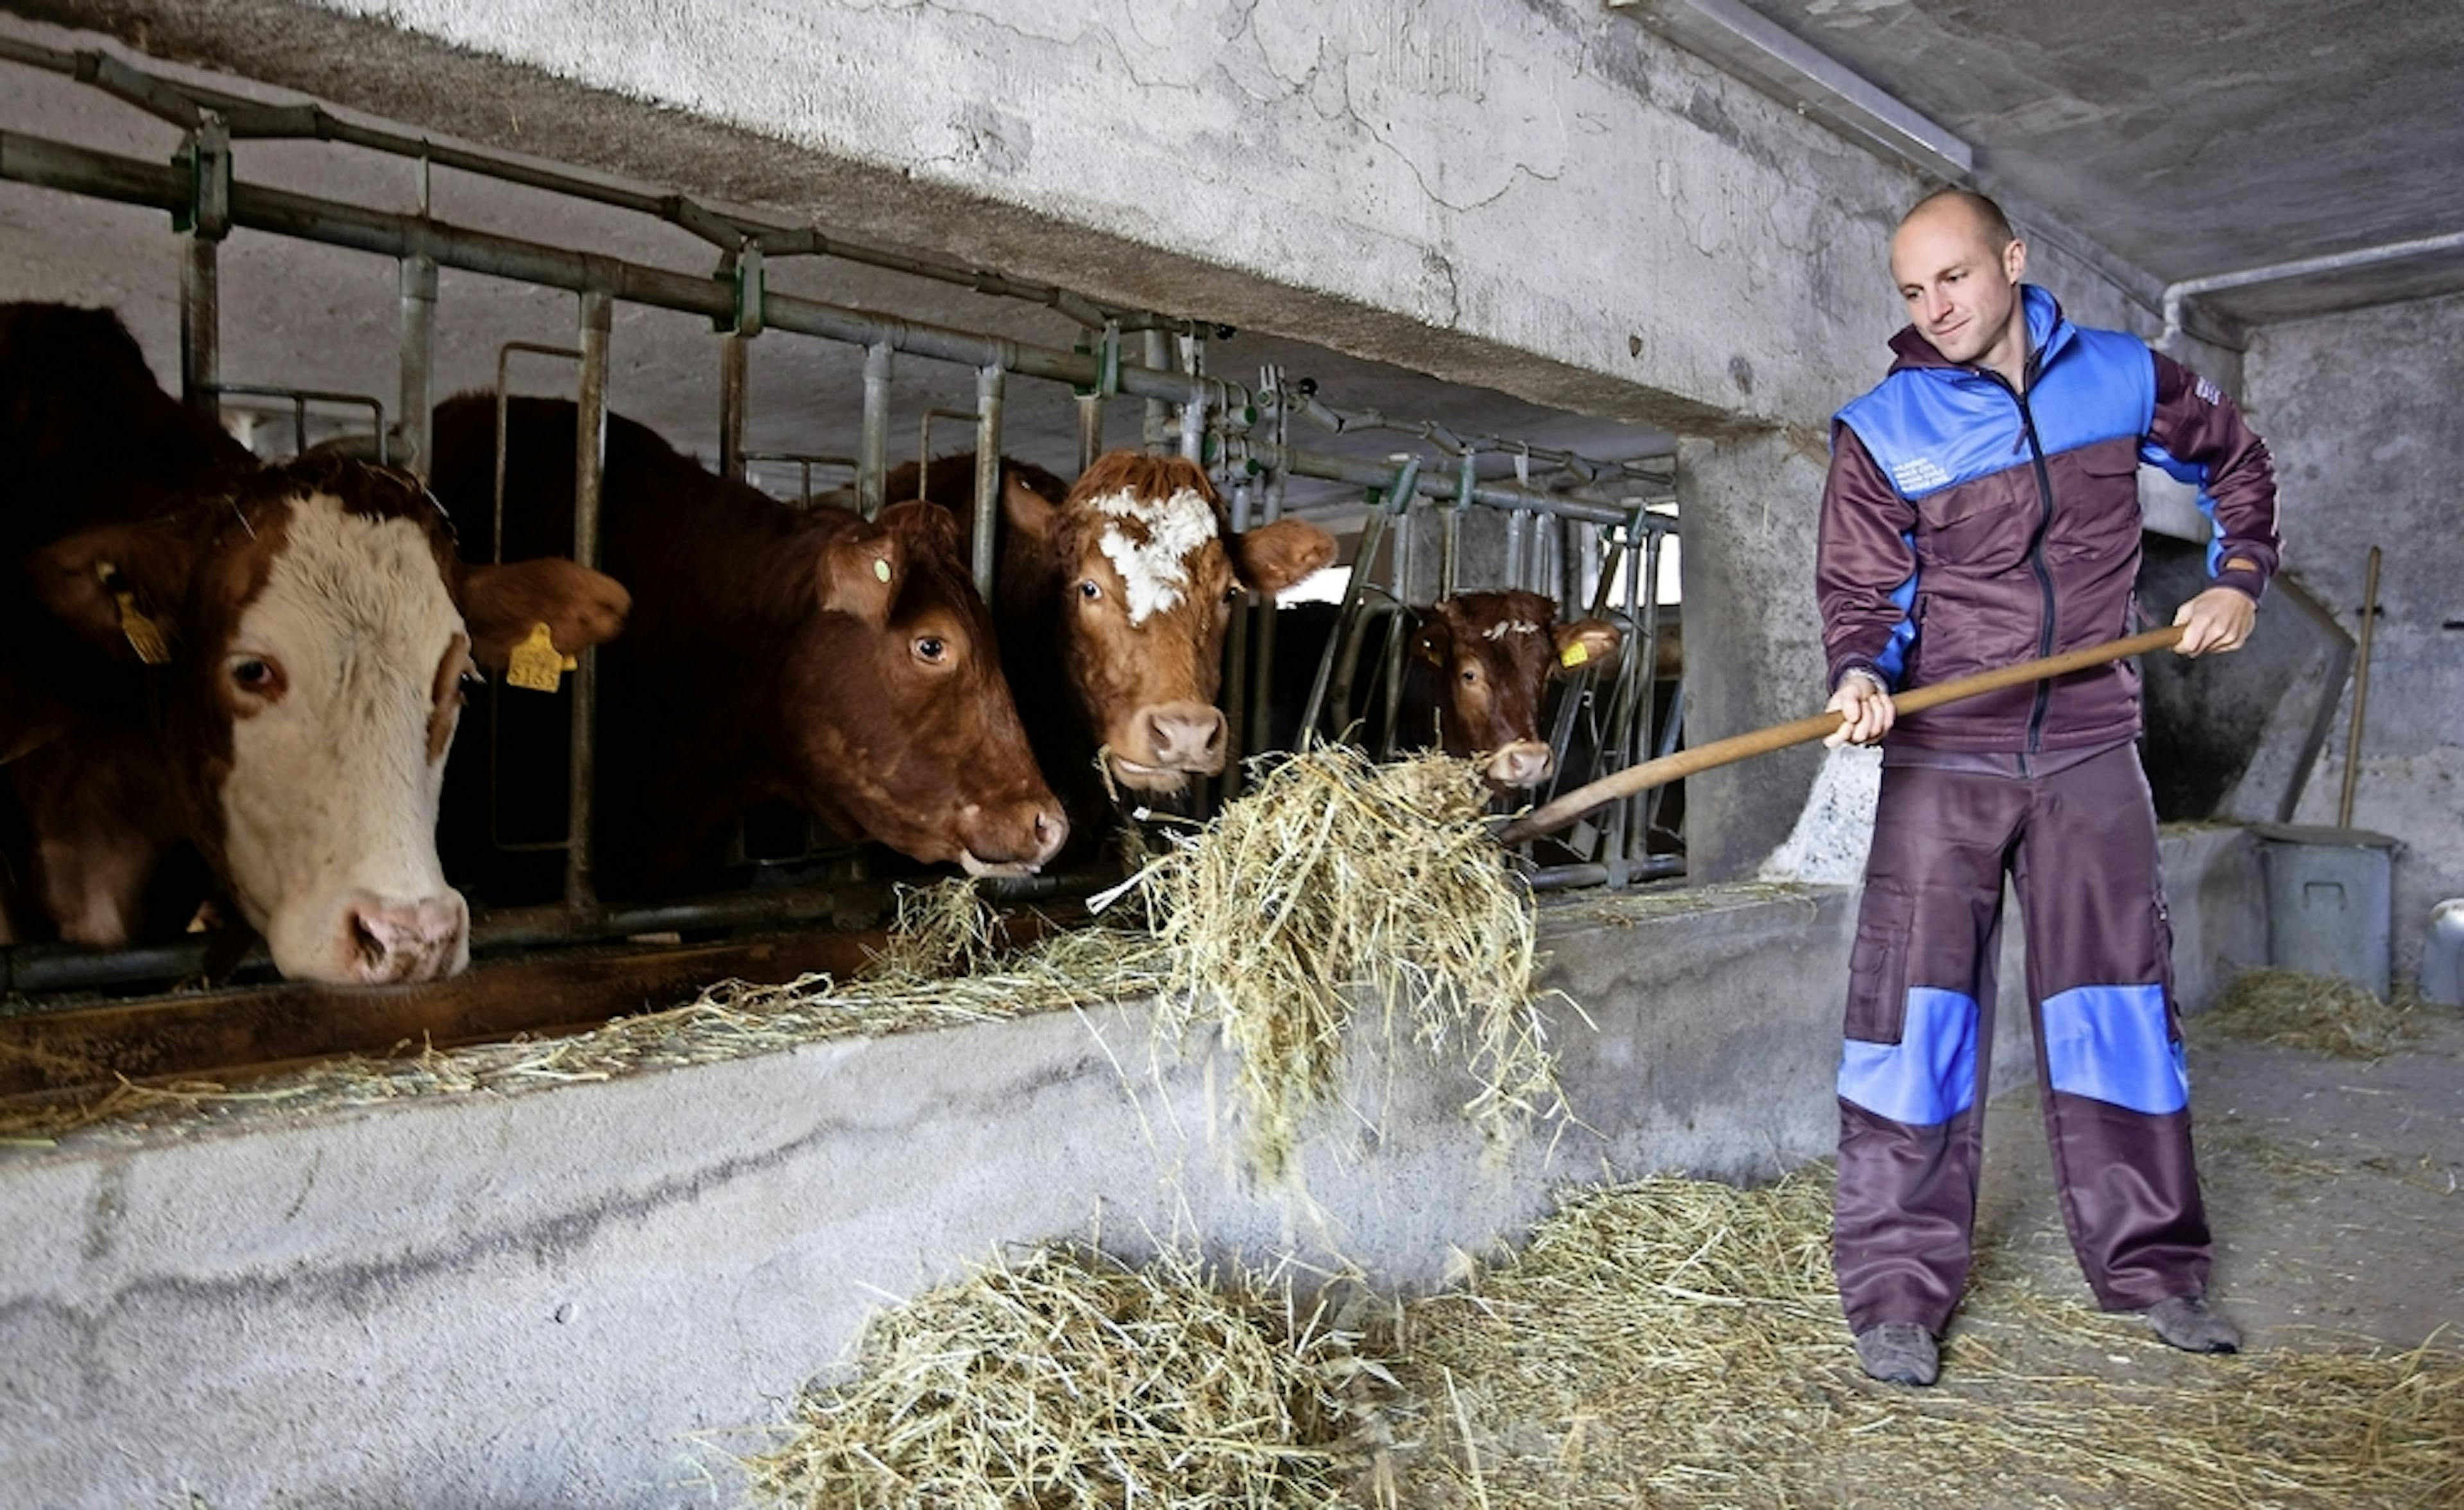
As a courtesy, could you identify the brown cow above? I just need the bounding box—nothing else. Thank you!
[886,451,1337,802]
[427,396,1066,896]
[2,301,630,983]
[1406,590,1625,787]
[1264,590,1625,788]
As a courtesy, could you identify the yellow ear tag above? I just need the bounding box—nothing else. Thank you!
[505,622,567,693]
[873,557,892,583]
[1559,641,1590,669]
[95,561,171,665]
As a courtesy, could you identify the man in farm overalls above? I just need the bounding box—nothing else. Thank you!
[1815,187,2282,1386]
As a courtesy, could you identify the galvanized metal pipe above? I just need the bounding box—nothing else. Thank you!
[178,227,219,421]
[859,341,893,522]
[1143,327,1173,452]
[718,331,749,483]
[397,254,436,477]
[0,35,1172,333]
[566,291,613,918]
[1628,530,1666,863]
[972,364,1005,600]
[1227,438,1663,527]
[1,130,1661,520]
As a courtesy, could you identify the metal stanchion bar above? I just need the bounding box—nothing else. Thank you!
[972,366,1005,600]
[859,341,893,521]
[205,383,386,460]
[566,291,613,918]
[1143,327,1173,452]
[397,255,436,476]
[719,332,749,482]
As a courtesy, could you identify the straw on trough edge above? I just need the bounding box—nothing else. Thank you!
[0,897,1172,1146]
[1117,748,1564,1183]
[738,1241,1407,1510]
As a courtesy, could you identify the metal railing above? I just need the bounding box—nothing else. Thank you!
[0,38,1684,998]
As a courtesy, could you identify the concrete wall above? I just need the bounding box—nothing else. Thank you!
[2245,289,2464,981]
[0,830,2262,1509]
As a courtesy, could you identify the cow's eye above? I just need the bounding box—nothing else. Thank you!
[458,668,486,697]
[229,657,279,693]
[1077,579,1102,602]
[1460,667,1480,685]
[914,635,947,663]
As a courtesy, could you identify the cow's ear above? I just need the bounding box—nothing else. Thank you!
[461,557,632,672]
[1232,518,1337,596]
[817,518,903,627]
[26,520,201,663]
[1000,469,1060,548]
[1550,617,1624,677]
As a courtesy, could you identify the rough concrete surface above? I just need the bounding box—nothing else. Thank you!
[2246,289,2464,981]
[0,833,2261,1509]
[16,0,1921,437]
[1980,1010,2464,1355]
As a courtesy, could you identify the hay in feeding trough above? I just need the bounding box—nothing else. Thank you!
[1399,1166,2464,1509]
[1116,747,1561,1181]
[865,878,1011,982]
[0,906,1170,1148]
[737,1242,1403,1510]
[2194,967,2422,1060]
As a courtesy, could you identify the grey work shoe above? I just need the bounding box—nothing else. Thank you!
[2143,1294,2241,1353]
[1853,1321,1940,1386]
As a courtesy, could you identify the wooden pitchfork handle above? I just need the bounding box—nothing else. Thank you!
[1496,625,2187,845]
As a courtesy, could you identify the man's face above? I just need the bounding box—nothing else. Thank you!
[1890,205,2026,368]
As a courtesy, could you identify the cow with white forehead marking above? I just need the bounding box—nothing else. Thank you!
[890,450,1336,811]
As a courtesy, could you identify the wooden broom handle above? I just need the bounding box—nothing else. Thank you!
[1497,625,2186,845]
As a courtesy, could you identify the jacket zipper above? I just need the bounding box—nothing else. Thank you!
[1984,358,2058,754]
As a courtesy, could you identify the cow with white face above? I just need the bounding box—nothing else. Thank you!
[12,457,629,983]
[893,450,1337,814]
[2,305,629,983]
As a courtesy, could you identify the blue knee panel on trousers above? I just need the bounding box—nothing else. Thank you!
[2041,983,2187,1114]
[1838,987,1978,1126]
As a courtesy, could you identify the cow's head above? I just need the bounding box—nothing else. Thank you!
[1002,452,1335,793]
[776,498,1066,874]
[26,456,629,983]
[1412,590,1623,788]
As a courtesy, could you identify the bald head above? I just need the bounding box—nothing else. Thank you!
[1900,187,2015,251]
[1890,187,2030,379]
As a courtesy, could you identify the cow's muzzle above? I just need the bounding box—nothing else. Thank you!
[321,888,471,985]
[1111,701,1228,790]
[1484,740,1554,789]
[957,800,1070,878]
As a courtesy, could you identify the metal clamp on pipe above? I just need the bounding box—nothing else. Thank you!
[174,116,230,241]
[715,242,766,337]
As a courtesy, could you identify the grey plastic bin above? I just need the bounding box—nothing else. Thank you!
[2254,824,2397,998]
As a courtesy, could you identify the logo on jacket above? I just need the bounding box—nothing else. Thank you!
[1890,456,1953,493]
[2194,375,2223,405]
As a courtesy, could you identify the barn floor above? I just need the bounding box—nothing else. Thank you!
[1387,1002,2463,1509]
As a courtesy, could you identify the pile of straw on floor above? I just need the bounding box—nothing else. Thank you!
[2193,967,2422,1060]
[1401,1166,2463,1509]
[1119,748,1560,1180]
[739,1243,1401,1510]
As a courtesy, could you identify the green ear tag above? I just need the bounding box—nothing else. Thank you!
[873,557,892,583]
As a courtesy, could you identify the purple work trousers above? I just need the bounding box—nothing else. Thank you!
[1832,743,2212,1336]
